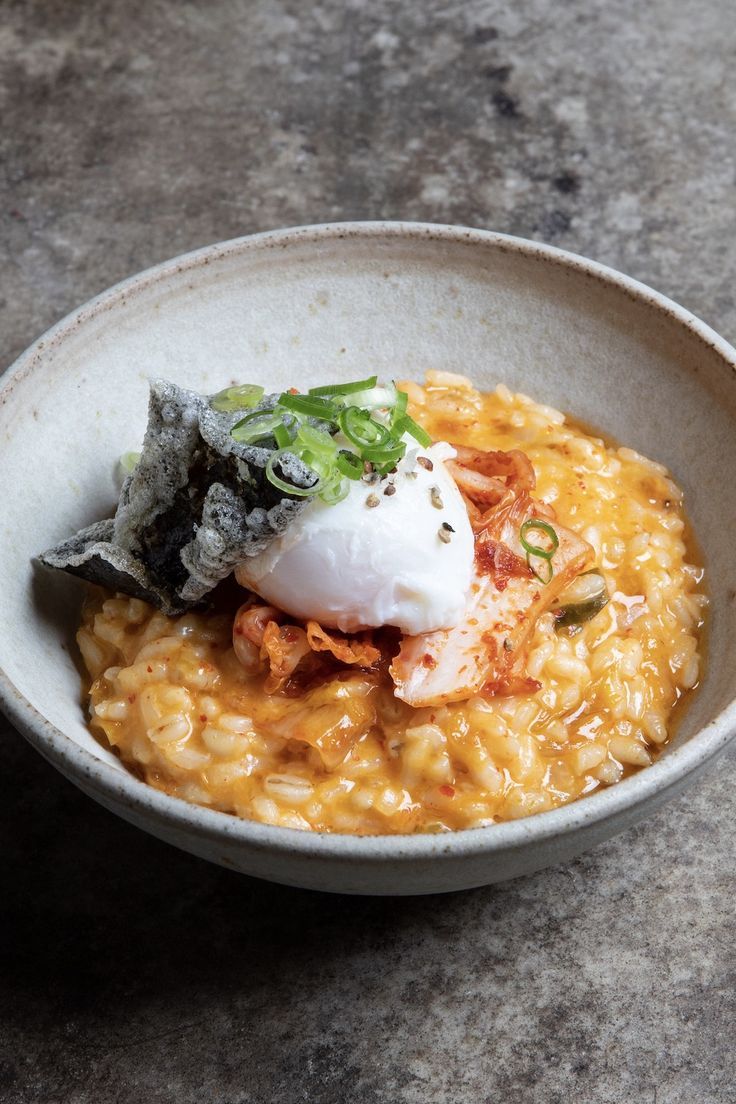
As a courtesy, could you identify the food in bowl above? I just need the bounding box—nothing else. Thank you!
[40,371,706,834]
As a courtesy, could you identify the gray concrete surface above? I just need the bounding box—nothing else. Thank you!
[1,2,735,1101]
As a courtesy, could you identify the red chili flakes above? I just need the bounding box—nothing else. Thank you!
[475,539,530,591]
[483,675,542,696]
[128,695,136,704]
[199,714,207,723]
[146,665,153,673]
[421,653,437,669]
[439,784,455,798]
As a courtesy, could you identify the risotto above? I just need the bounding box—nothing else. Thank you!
[76,373,705,834]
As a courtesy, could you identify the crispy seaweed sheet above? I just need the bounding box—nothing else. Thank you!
[39,380,315,614]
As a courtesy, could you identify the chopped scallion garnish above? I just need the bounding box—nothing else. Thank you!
[519,518,559,583]
[210,383,264,412]
[120,451,141,474]
[227,375,432,504]
[339,407,392,449]
[273,422,293,449]
[394,413,432,447]
[278,393,339,420]
[231,409,280,444]
[265,449,322,497]
[362,441,406,466]
[308,375,378,396]
[336,450,364,479]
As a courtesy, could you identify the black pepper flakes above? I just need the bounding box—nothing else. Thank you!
[430,486,443,509]
[417,456,434,471]
[384,484,396,496]
[365,493,380,508]
[503,638,514,652]
[438,526,452,544]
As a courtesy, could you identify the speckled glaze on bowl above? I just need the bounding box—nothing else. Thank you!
[2,222,735,895]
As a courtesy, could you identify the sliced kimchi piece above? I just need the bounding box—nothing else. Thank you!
[261,621,313,683]
[265,679,379,769]
[390,500,593,707]
[232,602,381,689]
[305,621,381,668]
[232,601,283,673]
[447,445,536,512]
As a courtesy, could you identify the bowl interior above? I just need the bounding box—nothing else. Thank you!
[2,225,735,783]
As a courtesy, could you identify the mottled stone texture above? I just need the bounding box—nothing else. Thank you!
[1,1,735,1101]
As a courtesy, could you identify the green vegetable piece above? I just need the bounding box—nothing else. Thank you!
[278,393,340,421]
[272,422,293,449]
[338,407,392,449]
[362,441,406,466]
[119,451,141,474]
[520,518,559,560]
[308,375,378,396]
[231,409,280,444]
[520,518,559,583]
[295,423,337,457]
[210,384,264,412]
[336,450,364,479]
[554,571,610,628]
[265,449,323,498]
[393,413,431,447]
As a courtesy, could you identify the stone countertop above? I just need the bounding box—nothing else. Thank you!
[1,2,734,1101]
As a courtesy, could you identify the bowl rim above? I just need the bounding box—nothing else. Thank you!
[3,218,735,862]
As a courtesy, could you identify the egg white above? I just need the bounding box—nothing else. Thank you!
[235,442,474,634]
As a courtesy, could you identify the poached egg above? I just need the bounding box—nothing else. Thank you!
[235,442,474,635]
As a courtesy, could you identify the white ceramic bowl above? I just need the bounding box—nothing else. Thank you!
[2,222,735,895]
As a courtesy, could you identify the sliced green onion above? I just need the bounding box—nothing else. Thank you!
[265,450,322,498]
[338,407,391,449]
[232,407,276,427]
[342,384,399,411]
[273,422,293,448]
[319,475,350,504]
[120,450,141,474]
[228,376,430,506]
[278,393,339,421]
[295,424,337,457]
[336,450,364,479]
[520,518,559,584]
[299,450,332,479]
[520,519,559,560]
[554,571,609,629]
[391,387,409,423]
[210,383,264,412]
[529,557,554,584]
[308,375,378,396]
[231,409,280,444]
[362,441,406,466]
[394,413,432,447]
